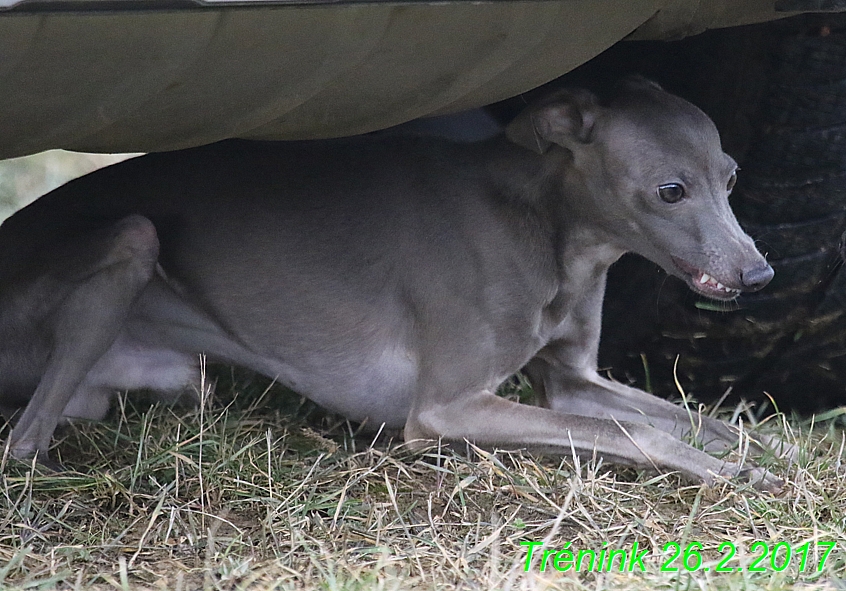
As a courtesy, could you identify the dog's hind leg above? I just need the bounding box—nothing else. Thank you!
[6,215,159,462]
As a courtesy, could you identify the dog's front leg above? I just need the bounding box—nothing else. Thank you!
[7,215,159,462]
[525,271,791,458]
[405,390,781,491]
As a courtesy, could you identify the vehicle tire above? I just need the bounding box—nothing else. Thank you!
[594,15,846,412]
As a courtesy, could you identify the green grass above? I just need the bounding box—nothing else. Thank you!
[1,368,843,590]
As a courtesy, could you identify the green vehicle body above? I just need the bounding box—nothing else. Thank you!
[0,0,834,158]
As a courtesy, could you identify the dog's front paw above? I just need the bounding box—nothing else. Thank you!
[753,432,800,464]
[715,462,785,494]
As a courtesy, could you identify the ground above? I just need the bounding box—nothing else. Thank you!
[0,368,843,590]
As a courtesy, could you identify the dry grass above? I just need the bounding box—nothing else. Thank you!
[0,368,843,591]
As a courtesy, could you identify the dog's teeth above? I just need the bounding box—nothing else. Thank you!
[699,273,710,284]
[716,282,725,290]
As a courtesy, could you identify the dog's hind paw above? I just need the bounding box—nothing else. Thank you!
[4,448,67,473]
[32,454,67,473]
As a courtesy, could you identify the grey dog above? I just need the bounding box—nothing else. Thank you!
[0,77,785,489]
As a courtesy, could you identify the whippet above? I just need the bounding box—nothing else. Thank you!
[0,77,785,489]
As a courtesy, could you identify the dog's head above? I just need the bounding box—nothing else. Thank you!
[506,76,772,300]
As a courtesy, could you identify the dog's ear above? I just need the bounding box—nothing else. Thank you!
[505,89,599,155]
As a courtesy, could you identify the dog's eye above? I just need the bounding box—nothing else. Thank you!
[658,183,685,203]
[727,170,738,192]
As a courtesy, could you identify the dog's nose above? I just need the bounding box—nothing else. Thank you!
[740,264,774,291]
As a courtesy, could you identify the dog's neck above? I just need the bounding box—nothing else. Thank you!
[484,137,626,279]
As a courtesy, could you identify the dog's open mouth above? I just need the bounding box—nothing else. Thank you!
[671,257,741,300]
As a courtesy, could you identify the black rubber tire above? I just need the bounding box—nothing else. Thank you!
[594,15,846,413]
